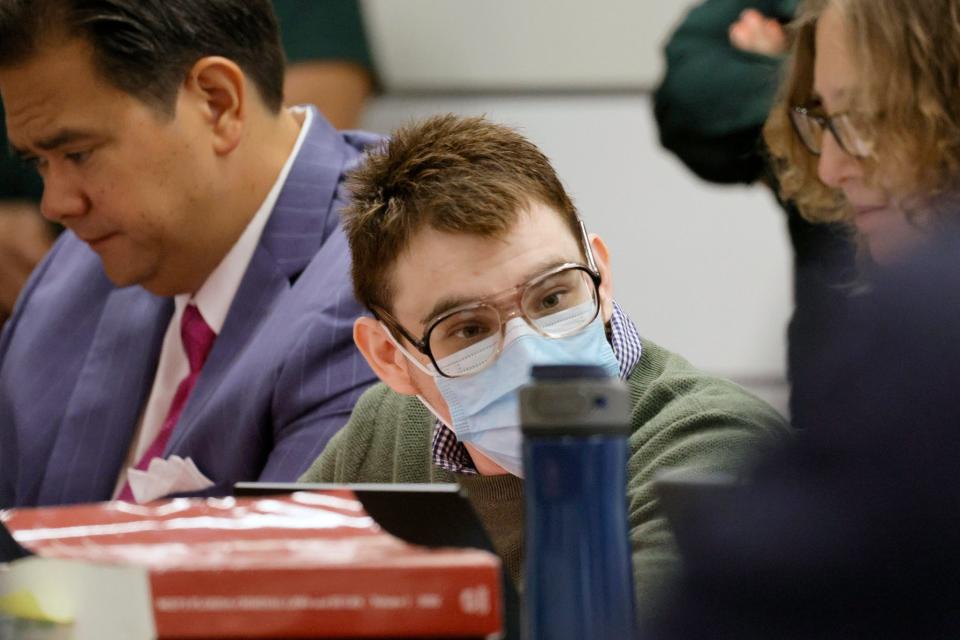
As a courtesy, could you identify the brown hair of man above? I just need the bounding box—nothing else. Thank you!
[343,114,583,312]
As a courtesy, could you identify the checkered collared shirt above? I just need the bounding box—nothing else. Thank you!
[430,301,643,474]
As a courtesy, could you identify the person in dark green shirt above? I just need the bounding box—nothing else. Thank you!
[653,0,855,417]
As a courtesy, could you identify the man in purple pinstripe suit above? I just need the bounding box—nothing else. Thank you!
[0,0,377,506]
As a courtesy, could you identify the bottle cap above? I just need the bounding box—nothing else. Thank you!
[520,366,630,437]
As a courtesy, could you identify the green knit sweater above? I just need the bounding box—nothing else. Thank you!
[301,339,788,614]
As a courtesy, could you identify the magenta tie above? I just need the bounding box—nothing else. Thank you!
[118,304,216,501]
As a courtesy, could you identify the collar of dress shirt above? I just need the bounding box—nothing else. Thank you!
[175,106,315,333]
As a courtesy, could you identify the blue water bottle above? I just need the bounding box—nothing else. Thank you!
[520,364,638,640]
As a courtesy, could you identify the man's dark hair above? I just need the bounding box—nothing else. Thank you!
[0,0,286,114]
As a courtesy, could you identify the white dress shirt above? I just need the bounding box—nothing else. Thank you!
[113,107,314,495]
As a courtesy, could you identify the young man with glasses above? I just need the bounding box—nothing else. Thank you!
[300,114,789,613]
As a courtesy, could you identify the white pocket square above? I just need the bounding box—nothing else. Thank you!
[125,455,214,504]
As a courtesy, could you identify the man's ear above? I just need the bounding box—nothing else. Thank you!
[182,56,246,156]
[353,316,420,395]
[589,233,615,321]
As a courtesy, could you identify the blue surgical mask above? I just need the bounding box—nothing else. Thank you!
[431,311,620,477]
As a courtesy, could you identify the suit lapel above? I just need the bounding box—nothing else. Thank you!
[168,107,349,450]
[39,288,172,504]
[258,108,348,281]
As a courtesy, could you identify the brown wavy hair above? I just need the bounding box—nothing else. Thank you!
[764,0,960,224]
[342,114,582,312]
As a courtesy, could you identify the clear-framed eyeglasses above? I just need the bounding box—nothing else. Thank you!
[375,227,603,378]
[789,105,874,158]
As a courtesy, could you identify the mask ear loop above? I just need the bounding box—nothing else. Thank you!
[414,392,450,428]
[378,321,452,426]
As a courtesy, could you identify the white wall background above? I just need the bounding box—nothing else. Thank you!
[362,0,688,91]
[357,2,794,413]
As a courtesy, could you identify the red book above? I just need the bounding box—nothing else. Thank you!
[0,491,502,639]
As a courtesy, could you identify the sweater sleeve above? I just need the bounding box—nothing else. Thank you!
[299,383,393,483]
[299,428,341,482]
[298,383,439,484]
[652,0,795,184]
[625,347,789,615]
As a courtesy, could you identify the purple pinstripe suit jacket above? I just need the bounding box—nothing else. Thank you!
[0,107,379,507]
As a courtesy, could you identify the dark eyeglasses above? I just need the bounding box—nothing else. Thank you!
[790,105,873,158]
[376,262,603,378]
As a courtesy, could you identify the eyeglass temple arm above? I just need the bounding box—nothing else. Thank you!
[371,306,430,353]
[578,218,600,274]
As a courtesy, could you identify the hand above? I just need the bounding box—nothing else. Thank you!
[0,203,55,322]
[729,9,788,57]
